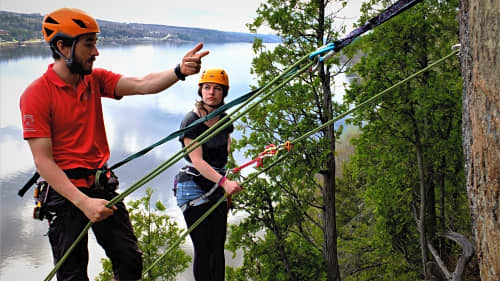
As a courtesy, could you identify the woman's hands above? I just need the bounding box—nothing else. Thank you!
[220,178,242,195]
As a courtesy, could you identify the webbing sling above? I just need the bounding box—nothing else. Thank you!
[17,88,260,197]
[109,87,261,170]
[333,0,422,52]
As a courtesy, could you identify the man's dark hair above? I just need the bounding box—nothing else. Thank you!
[49,37,75,59]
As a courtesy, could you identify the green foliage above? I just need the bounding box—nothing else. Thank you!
[336,158,422,281]
[95,188,190,281]
[0,12,42,42]
[337,0,476,279]
[228,0,475,279]
[227,0,353,280]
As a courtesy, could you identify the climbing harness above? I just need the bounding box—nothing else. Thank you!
[28,168,117,222]
[174,165,227,207]
[175,142,291,213]
[42,0,432,278]
[177,169,230,212]
[22,166,119,226]
[18,166,118,198]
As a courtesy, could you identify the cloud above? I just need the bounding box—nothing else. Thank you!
[0,0,268,33]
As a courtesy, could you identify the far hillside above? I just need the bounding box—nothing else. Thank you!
[0,11,281,45]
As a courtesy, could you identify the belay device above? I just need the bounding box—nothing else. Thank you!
[32,181,53,222]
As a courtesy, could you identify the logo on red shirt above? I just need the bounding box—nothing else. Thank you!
[23,114,36,132]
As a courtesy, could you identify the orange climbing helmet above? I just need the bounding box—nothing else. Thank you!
[198,68,229,87]
[42,8,100,43]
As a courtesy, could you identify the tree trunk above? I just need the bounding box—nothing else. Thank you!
[414,118,430,280]
[320,63,341,281]
[266,197,299,281]
[459,0,500,279]
[317,0,341,280]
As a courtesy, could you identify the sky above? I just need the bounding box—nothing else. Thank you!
[0,0,363,34]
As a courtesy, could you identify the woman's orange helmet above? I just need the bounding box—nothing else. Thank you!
[42,8,100,43]
[198,69,229,87]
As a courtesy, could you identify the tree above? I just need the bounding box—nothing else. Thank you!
[226,0,349,280]
[459,0,500,279]
[342,0,476,279]
[95,188,190,281]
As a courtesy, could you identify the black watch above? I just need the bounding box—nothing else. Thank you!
[174,64,186,81]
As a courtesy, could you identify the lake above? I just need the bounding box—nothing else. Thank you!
[0,41,266,281]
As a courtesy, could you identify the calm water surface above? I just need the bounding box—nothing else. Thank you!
[0,42,260,281]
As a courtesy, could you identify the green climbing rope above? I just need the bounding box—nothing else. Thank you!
[43,55,314,281]
[141,48,459,275]
[290,49,459,146]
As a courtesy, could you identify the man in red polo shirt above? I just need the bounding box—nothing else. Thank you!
[19,8,208,281]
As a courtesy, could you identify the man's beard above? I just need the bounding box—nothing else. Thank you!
[68,57,93,75]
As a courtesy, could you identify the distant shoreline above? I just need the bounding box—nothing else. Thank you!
[0,38,192,48]
[0,40,44,47]
[0,37,270,50]
[0,11,281,49]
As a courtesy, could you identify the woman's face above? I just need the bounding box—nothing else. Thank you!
[201,82,224,106]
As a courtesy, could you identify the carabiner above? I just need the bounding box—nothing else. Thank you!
[309,42,336,60]
[310,49,336,73]
[451,44,461,56]
[261,144,278,156]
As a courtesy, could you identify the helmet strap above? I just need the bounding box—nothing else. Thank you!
[66,39,77,69]
[52,38,86,76]
[202,100,223,109]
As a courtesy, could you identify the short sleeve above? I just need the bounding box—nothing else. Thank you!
[179,111,204,142]
[20,80,51,139]
[91,68,122,99]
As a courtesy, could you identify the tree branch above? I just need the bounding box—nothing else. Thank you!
[427,231,474,281]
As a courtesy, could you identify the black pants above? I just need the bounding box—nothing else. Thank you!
[183,200,228,281]
[46,187,142,281]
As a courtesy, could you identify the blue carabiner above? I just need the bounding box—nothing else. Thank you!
[309,42,336,60]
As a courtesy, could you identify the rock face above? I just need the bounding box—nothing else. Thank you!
[459,0,500,280]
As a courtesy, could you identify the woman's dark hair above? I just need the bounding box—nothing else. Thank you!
[195,84,228,114]
[197,84,229,98]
